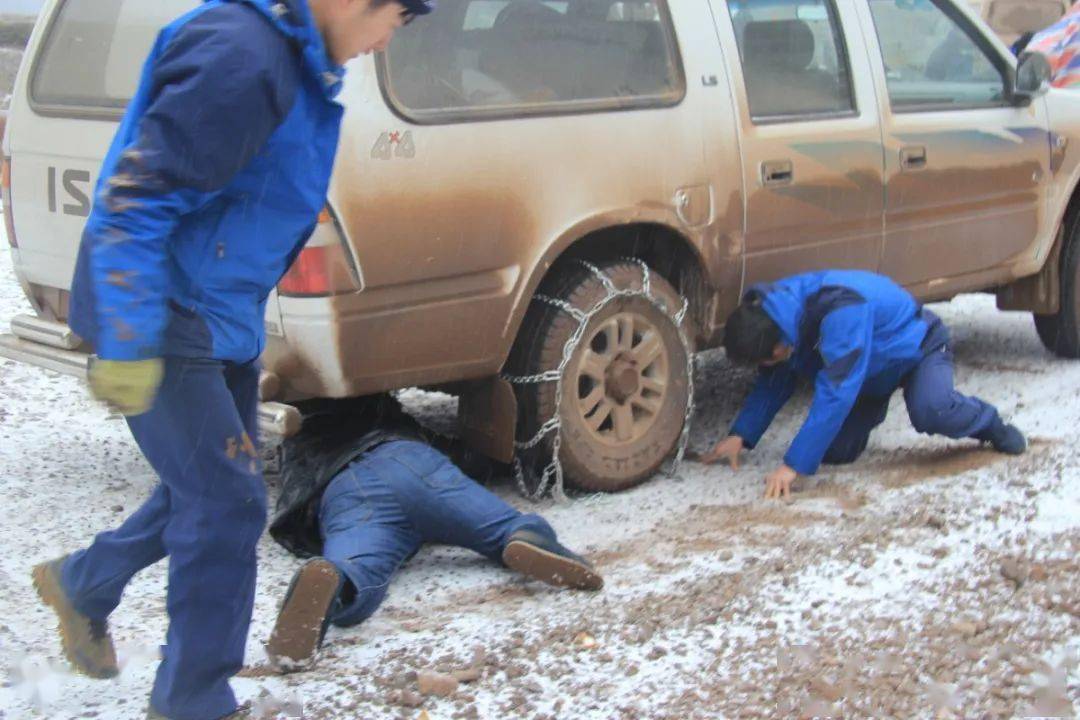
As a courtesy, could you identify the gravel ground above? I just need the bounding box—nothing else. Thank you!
[0,231,1077,719]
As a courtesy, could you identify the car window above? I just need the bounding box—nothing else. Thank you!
[868,0,1007,109]
[727,0,855,121]
[32,0,196,112]
[463,1,570,29]
[380,0,684,122]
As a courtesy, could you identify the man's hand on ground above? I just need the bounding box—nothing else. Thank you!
[764,464,797,500]
[88,358,164,417]
[700,435,745,469]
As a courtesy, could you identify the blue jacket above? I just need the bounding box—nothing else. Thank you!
[69,0,345,363]
[730,271,930,475]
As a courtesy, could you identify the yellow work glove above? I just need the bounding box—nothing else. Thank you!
[88,358,164,417]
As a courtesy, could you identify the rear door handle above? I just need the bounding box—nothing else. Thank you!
[900,146,927,170]
[761,160,794,186]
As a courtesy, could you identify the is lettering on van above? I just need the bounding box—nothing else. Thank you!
[47,167,91,218]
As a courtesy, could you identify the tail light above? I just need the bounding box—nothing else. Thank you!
[2,156,16,248]
[277,206,361,297]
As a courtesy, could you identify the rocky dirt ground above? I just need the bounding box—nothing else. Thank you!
[0,225,1077,719]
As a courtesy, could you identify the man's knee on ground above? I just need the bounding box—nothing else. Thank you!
[908,394,962,435]
[823,437,868,465]
[822,448,861,465]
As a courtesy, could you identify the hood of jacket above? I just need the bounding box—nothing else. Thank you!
[216,0,346,98]
[746,275,824,349]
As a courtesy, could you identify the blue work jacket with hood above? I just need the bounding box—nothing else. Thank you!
[730,270,931,475]
[69,0,345,363]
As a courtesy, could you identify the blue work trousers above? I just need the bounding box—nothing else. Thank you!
[824,316,999,464]
[318,440,554,627]
[60,357,267,720]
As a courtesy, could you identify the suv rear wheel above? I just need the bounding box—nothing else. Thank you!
[509,260,692,493]
[1034,220,1080,358]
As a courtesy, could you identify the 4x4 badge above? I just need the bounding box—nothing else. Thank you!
[371,131,416,160]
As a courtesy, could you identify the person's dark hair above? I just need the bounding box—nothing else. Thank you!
[723,294,781,365]
[291,393,410,446]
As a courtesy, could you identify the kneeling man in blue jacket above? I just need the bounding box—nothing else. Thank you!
[703,270,1026,499]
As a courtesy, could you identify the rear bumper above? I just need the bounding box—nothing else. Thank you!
[0,314,302,438]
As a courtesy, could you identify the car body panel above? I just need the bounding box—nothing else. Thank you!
[857,0,1054,297]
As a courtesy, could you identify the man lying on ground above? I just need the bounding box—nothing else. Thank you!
[265,394,603,670]
[703,270,1026,499]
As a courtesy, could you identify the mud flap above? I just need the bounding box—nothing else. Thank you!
[459,376,518,464]
[997,229,1062,315]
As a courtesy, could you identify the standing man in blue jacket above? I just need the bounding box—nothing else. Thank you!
[703,271,1026,500]
[30,1,433,719]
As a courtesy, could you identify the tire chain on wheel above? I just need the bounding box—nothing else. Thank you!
[502,259,696,501]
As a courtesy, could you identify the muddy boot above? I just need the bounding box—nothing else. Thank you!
[265,558,341,672]
[31,556,118,679]
[977,419,1027,455]
[502,530,604,591]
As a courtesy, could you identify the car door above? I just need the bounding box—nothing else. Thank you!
[859,0,1052,293]
[711,0,886,286]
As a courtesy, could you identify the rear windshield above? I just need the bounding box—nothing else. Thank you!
[31,0,196,113]
[379,0,685,123]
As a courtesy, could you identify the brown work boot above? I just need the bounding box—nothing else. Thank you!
[502,530,604,591]
[32,555,119,679]
[266,558,341,673]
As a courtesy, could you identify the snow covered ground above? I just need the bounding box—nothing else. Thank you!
[0,232,1077,719]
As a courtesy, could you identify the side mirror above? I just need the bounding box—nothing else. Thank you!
[1011,52,1052,106]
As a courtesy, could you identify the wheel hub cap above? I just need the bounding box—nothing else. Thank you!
[572,310,670,446]
[605,355,640,403]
